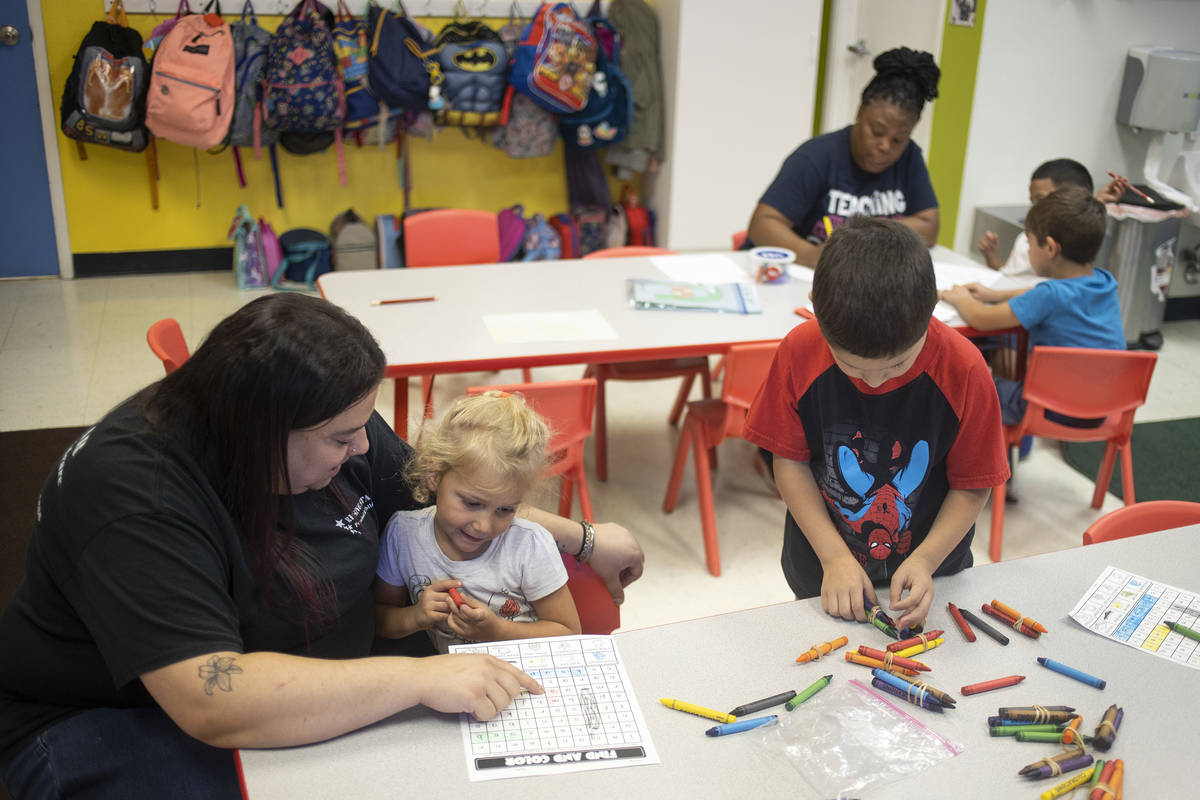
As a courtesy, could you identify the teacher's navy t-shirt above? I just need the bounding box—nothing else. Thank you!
[751,126,937,247]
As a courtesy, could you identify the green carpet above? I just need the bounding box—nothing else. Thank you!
[1061,417,1200,503]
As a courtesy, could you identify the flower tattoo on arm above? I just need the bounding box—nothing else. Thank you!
[197,655,243,695]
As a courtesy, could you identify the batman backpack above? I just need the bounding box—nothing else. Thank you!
[432,20,507,127]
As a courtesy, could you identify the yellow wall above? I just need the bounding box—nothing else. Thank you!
[46,4,616,254]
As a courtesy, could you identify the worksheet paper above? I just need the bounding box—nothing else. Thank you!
[1069,565,1200,670]
[650,253,749,283]
[931,259,1003,324]
[449,635,660,781]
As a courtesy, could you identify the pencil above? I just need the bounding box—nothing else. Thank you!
[1107,170,1154,204]
[371,296,436,305]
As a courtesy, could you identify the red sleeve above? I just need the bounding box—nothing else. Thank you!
[743,321,828,462]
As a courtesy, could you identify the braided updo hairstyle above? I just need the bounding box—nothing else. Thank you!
[860,47,941,120]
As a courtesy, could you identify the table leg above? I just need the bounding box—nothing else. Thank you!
[393,377,409,440]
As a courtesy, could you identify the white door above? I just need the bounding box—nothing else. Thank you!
[821,0,947,155]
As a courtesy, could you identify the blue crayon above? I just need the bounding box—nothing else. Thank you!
[1036,657,1106,690]
[705,715,778,737]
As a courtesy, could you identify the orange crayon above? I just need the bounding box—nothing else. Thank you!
[1062,715,1084,744]
[843,651,920,677]
[886,630,945,653]
[796,635,849,663]
[981,603,1041,638]
[857,644,930,672]
[991,599,1048,634]
[1089,759,1118,800]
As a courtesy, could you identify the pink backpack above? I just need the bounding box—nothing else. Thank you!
[146,13,235,149]
[498,205,527,261]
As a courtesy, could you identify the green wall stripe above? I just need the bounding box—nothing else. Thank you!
[813,0,834,138]
[927,0,987,248]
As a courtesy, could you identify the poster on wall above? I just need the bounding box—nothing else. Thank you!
[949,0,976,27]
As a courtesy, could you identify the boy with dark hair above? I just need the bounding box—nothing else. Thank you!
[978,158,1121,280]
[941,185,1124,425]
[744,217,1008,631]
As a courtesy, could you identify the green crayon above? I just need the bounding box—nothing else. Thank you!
[1167,620,1200,643]
[786,674,832,711]
[1089,759,1106,788]
[989,723,1063,737]
[1015,730,1093,744]
[870,614,899,638]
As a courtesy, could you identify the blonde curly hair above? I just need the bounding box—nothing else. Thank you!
[406,391,550,503]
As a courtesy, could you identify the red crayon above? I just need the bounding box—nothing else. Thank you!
[886,630,945,653]
[1089,758,1118,800]
[990,600,1048,634]
[980,603,1041,638]
[947,602,976,642]
[448,587,467,608]
[857,645,931,672]
[961,674,1025,695]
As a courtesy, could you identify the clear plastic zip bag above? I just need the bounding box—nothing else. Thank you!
[754,678,963,799]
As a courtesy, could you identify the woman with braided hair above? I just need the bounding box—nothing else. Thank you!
[745,47,942,266]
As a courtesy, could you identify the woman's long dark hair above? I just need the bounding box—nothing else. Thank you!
[139,294,385,624]
[861,47,941,119]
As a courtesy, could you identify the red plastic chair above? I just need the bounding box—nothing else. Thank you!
[560,554,620,634]
[662,342,780,576]
[730,230,747,249]
[989,346,1158,561]
[403,209,501,267]
[580,246,713,481]
[1083,501,1200,545]
[146,318,190,374]
[404,209,525,418]
[466,378,597,521]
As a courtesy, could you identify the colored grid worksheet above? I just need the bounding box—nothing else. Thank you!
[1069,565,1200,670]
[448,635,660,781]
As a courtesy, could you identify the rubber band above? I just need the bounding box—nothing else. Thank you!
[1093,780,1115,798]
[1033,704,1049,723]
[1095,720,1116,736]
[1013,615,1030,632]
[882,652,894,668]
[807,646,822,661]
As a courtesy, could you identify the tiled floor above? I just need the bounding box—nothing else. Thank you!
[2,271,1198,632]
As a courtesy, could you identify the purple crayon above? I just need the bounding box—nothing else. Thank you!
[1091,704,1123,751]
[870,676,944,713]
[1019,752,1093,779]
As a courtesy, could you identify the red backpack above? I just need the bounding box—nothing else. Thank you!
[509,3,597,114]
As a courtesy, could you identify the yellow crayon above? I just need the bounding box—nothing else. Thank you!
[822,216,834,238]
[894,637,945,659]
[1040,765,1097,800]
[659,698,736,724]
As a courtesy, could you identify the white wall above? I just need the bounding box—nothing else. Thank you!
[651,0,822,250]
[955,0,1200,254]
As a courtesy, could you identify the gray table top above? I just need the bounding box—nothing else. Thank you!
[239,527,1198,799]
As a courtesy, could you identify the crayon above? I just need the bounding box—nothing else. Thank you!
[1000,707,1078,724]
[822,216,834,238]
[706,714,778,737]
[844,651,919,677]
[988,717,1049,727]
[659,698,736,724]
[1091,704,1122,752]
[886,630,945,653]
[1109,759,1124,800]
[1040,765,1097,800]
[991,599,1048,633]
[1020,750,1093,779]
[1167,619,1200,642]
[1089,759,1106,789]
[869,611,899,639]
[1107,171,1155,204]
[998,705,1076,714]
[958,607,1010,645]
[1016,730,1093,744]
[947,602,977,642]
[894,637,945,659]
[1061,715,1083,745]
[961,674,1025,695]
[856,645,930,672]
[1037,657,1106,689]
[870,676,943,712]
[447,587,467,608]
[728,691,796,717]
[1088,759,1117,800]
[786,674,832,710]
[981,603,1042,638]
[796,635,848,663]
[871,669,955,707]
[990,723,1063,737]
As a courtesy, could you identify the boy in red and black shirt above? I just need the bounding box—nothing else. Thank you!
[744,217,1008,631]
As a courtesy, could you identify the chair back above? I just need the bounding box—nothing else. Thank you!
[1017,346,1157,441]
[1083,500,1200,545]
[466,379,598,479]
[719,342,779,435]
[404,209,501,267]
[560,554,620,634]
[146,318,190,374]
[730,230,747,249]
[583,246,677,259]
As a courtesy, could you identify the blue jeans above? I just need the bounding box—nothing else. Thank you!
[1,706,239,800]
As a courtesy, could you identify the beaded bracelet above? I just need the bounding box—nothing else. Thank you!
[575,520,595,563]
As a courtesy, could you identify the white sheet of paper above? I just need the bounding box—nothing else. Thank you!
[451,635,660,781]
[1070,565,1200,671]
[650,254,749,283]
[932,259,1003,291]
[483,310,618,344]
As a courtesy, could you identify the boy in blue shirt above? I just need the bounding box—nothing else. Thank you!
[941,185,1125,425]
